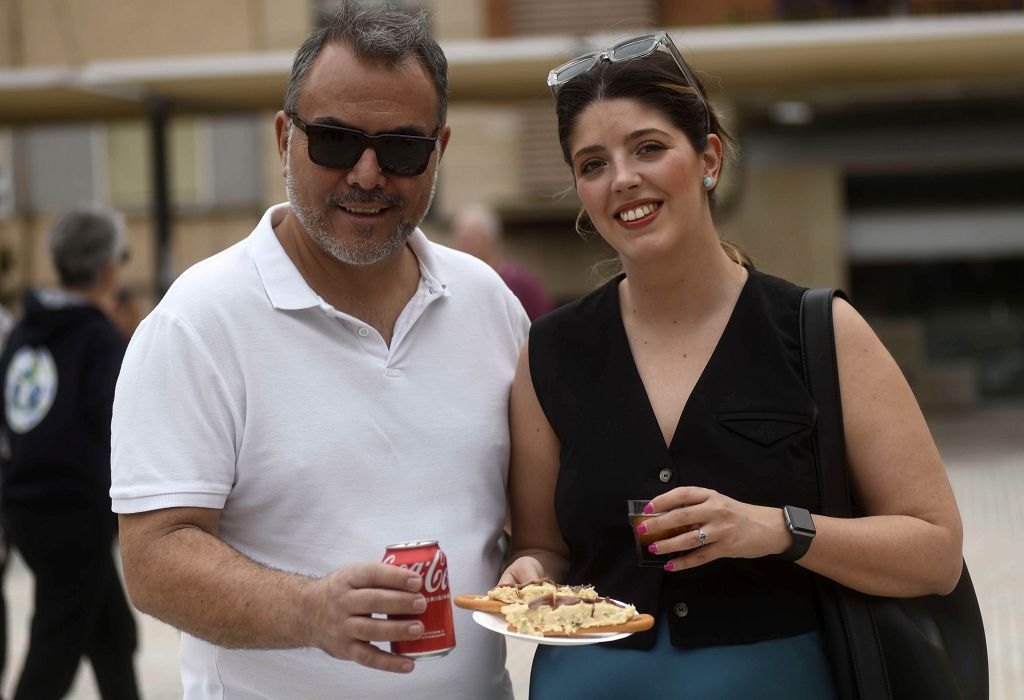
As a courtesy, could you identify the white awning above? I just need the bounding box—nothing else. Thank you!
[1,12,1023,123]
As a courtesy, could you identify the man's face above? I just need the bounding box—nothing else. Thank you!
[277,42,450,267]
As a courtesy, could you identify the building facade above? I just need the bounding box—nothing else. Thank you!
[1,0,1023,406]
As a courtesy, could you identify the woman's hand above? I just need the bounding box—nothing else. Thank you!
[640,487,791,571]
[497,556,547,586]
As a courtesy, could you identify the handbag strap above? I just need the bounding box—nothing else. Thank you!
[800,288,851,517]
[800,288,892,700]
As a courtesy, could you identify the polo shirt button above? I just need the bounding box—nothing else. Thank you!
[659,467,673,483]
[673,602,689,618]
[358,327,370,337]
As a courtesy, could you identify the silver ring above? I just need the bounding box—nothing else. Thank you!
[697,528,708,546]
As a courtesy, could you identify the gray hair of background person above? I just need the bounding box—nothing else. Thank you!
[457,203,502,240]
[47,204,126,289]
[283,0,449,127]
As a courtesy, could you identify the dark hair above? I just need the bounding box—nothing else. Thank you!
[284,0,448,127]
[48,204,125,288]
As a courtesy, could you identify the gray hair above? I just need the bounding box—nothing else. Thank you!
[47,204,125,288]
[284,0,448,127]
[454,203,502,240]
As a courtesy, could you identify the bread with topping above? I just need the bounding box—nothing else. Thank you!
[500,594,637,636]
[486,578,597,605]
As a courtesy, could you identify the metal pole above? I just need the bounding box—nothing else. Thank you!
[147,97,173,299]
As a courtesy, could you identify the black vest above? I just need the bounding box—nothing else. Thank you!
[529,269,822,649]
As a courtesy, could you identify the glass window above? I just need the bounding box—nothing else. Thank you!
[171,117,202,208]
[105,118,212,212]
[0,131,14,220]
[23,124,102,214]
[107,121,150,212]
[204,115,263,208]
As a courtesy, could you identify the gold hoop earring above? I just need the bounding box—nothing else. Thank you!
[575,208,597,239]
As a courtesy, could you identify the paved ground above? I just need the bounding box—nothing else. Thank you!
[2,407,1020,699]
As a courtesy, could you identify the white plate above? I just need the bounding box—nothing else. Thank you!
[471,610,632,646]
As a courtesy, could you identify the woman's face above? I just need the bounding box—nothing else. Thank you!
[567,97,718,264]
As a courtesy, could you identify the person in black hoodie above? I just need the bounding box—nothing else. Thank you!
[0,204,140,700]
[0,301,13,698]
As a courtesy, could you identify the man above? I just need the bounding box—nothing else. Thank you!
[112,3,527,699]
[452,203,553,320]
[0,204,140,700]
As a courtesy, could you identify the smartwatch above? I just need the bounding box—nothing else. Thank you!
[777,505,815,561]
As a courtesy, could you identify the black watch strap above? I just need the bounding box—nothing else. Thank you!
[776,505,815,561]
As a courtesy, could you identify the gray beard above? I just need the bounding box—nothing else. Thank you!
[285,150,437,267]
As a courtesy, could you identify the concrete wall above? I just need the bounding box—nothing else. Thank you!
[437,104,521,220]
[4,0,308,67]
[721,162,847,290]
[429,0,486,41]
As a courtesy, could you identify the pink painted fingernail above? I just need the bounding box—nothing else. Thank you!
[664,562,675,571]
[643,503,654,514]
[636,523,647,534]
[647,544,658,554]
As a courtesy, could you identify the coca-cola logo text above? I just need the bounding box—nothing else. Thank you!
[383,549,450,594]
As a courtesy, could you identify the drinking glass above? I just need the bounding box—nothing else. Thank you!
[627,499,686,567]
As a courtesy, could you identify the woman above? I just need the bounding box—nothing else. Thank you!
[499,33,964,698]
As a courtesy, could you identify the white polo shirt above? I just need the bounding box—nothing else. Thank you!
[111,204,529,700]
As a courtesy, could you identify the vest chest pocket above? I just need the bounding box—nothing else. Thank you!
[716,411,816,447]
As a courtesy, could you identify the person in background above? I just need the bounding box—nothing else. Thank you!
[500,32,964,699]
[0,298,12,699]
[0,204,140,700]
[111,285,141,339]
[111,2,527,699]
[451,203,553,320]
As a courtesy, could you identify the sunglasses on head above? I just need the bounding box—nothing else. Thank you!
[287,112,439,176]
[547,32,710,133]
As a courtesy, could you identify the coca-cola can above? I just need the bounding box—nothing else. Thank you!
[382,540,456,658]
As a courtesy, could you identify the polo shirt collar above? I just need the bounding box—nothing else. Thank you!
[251,203,449,311]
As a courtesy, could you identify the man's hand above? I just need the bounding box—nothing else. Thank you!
[121,509,437,671]
[305,562,428,673]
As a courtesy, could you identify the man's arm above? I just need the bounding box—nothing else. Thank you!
[120,506,429,673]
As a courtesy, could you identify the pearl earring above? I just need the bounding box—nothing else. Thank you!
[703,176,715,189]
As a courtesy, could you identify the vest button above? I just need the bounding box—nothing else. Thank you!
[673,602,689,618]
[659,468,673,483]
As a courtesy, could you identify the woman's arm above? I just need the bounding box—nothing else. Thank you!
[795,297,963,595]
[498,340,571,585]
[644,298,963,597]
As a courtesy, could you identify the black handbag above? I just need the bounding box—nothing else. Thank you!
[800,288,989,700]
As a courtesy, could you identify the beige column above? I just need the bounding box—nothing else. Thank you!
[720,162,846,290]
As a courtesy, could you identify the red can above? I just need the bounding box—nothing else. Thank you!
[382,540,456,658]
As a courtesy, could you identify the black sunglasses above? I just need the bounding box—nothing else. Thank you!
[287,112,439,176]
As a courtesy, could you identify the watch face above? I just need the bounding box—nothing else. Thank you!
[786,506,816,537]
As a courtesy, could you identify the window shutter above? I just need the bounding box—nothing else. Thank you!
[508,0,656,36]
[518,102,573,200]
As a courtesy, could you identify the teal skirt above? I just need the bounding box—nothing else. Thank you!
[529,617,836,700]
